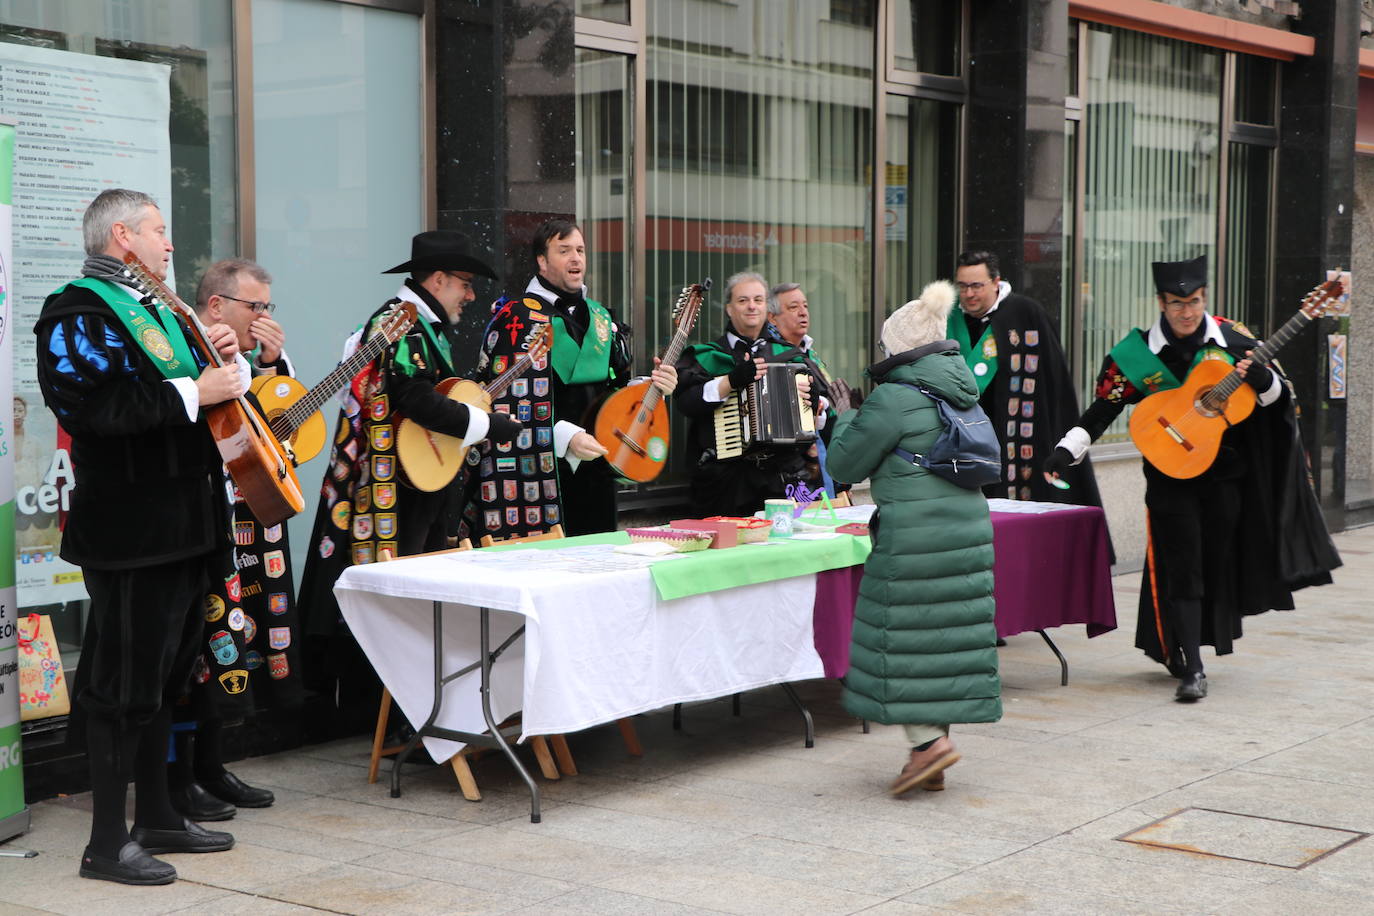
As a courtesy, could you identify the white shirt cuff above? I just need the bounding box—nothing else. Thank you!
[234,353,252,389]
[168,377,200,421]
[554,419,584,472]
[703,377,728,403]
[1057,426,1093,464]
[464,407,489,444]
[1256,371,1282,407]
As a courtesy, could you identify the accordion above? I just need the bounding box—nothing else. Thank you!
[712,363,817,459]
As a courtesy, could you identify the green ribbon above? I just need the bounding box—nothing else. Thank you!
[64,277,199,380]
[1109,329,1234,395]
[549,296,614,385]
[947,311,995,395]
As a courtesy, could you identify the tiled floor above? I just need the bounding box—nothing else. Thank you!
[3,525,1373,914]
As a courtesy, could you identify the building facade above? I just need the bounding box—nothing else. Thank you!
[2,0,1368,796]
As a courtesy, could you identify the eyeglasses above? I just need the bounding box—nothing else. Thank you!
[955,281,988,293]
[1162,300,1204,313]
[220,294,276,314]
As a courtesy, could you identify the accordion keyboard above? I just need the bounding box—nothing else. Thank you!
[713,392,745,459]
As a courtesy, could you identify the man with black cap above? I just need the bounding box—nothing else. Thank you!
[1044,254,1339,701]
[297,230,522,715]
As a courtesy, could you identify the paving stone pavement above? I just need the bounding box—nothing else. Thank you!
[3,524,1372,915]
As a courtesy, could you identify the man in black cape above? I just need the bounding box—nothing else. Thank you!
[1045,254,1341,701]
[949,250,1107,511]
[297,231,520,725]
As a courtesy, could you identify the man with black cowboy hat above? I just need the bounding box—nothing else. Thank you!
[1044,254,1339,701]
[298,230,522,716]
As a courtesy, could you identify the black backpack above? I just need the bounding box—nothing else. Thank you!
[887,382,1001,489]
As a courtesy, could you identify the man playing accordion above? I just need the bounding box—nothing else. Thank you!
[675,271,829,517]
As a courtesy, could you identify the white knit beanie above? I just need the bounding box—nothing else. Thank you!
[880,279,957,356]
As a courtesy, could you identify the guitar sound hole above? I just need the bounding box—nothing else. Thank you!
[1193,386,1222,419]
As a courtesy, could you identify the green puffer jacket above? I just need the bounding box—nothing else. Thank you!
[825,341,1001,726]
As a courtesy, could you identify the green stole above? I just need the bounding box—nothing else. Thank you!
[62,277,199,380]
[547,296,614,384]
[686,339,795,376]
[1109,328,1235,395]
[947,311,996,394]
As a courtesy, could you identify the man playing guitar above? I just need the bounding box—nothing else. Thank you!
[296,230,521,720]
[1044,255,1340,702]
[35,189,241,884]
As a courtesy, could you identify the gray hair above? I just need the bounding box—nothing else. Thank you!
[723,271,768,309]
[195,258,274,314]
[768,282,802,315]
[83,188,159,255]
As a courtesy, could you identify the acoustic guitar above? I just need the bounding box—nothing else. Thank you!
[396,323,553,492]
[249,302,416,465]
[1129,278,1344,479]
[120,254,305,527]
[589,279,711,482]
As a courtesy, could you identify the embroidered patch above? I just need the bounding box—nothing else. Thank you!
[265,549,286,579]
[268,653,290,680]
[218,670,249,694]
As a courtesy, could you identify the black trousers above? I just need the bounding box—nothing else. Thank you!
[559,457,618,536]
[76,554,221,727]
[689,451,809,519]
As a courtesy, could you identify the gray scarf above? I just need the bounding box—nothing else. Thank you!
[81,253,143,291]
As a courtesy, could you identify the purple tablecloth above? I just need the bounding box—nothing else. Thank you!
[813,505,1117,678]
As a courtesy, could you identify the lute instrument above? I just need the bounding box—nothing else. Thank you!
[248,302,416,464]
[396,322,552,492]
[1129,278,1344,479]
[589,279,711,482]
[120,253,305,526]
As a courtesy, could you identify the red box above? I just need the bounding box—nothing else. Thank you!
[835,523,870,538]
[669,518,739,549]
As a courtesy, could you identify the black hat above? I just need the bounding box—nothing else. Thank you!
[1151,255,1207,297]
[382,230,499,278]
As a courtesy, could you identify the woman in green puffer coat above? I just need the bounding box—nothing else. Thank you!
[826,279,1001,796]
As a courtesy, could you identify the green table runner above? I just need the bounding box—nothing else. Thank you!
[489,530,871,601]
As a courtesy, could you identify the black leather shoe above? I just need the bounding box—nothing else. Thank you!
[79,841,177,885]
[201,770,275,808]
[1175,672,1208,702]
[131,818,234,854]
[170,781,237,822]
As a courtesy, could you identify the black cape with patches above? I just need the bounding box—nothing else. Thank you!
[967,293,1108,513]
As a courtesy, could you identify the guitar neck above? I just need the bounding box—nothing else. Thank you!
[273,333,392,437]
[1208,309,1312,402]
[486,352,535,400]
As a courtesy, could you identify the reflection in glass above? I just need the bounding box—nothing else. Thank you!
[576,0,630,25]
[885,95,959,312]
[891,0,961,76]
[1233,55,1276,126]
[1080,26,1221,440]
[640,1,874,482]
[1224,142,1273,333]
[576,48,631,326]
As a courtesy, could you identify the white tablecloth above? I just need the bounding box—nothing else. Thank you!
[333,545,825,762]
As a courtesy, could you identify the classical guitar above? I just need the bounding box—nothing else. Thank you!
[248,302,416,465]
[1129,278,1344,479]
[119,254,305,527]
[589,279,711,482]
[396,323,553,492]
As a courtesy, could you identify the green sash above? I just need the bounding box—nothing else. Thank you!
[548,296,614,385]
[686,340,795,377]
[947,311,996,394]
[1109,329,1234,395]
[63,277,199,380]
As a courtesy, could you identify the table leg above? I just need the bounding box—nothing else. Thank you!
[478,607,542,823]
[390,598,450,799]
[778,683,815,748]
[1036,629,1069,686]
[672,703,683,730]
